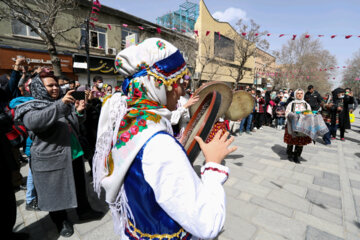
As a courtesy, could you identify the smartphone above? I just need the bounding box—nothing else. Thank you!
[71,91,85,100]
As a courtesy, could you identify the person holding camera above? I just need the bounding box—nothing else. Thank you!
[15,69,102,237]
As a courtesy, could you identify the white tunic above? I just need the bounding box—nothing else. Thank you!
[120,133,229,240]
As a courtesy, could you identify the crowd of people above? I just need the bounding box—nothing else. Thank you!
[0,38,359,240]
[230,84,358,163]
[1,57,123,239]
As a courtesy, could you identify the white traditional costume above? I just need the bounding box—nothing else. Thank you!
[93,38,228,240]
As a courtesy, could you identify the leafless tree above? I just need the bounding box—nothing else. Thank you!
[274,33,337,94]
[342,50,360,97]
[195,36,223,88]
[229,19,270,88]
[0,0,83,76]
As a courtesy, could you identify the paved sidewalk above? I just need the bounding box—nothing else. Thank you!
[14,111,360,239]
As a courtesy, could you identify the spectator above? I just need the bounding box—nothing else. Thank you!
[345,88,358,113]
[330,88,354,141]
[1,85,29,240]
[15,70,103,237]
[69,80,76,90]
[58,75,71,93]
[75,80,80,89]
[92,75,105,98]
[305,85,323,111]
[106,84,113,95]
[321,93,334,145]
[254,90,265,130]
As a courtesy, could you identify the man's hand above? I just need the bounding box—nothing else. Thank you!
[195,130,237,164]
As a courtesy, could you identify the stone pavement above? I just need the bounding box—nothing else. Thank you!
[14,111,360,240]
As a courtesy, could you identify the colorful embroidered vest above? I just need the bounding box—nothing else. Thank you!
[123,131,192,240]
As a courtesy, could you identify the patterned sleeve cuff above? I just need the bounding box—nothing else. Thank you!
[201,162,229,185]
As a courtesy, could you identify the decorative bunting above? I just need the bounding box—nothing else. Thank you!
[107,24,111,30]
[206,31,210,36]
[305,34,310,38]
[279,34,285,37]
[122,24,128,27]
[218,31,221,40]
[345,35,352,39]
[194,30,199,37]
[255,33,259,36]
[93,0,101,7]
[331,35,336,39]
[92,6,100,12]
[90,17,98,22]
[318,35,324,37]
[242,32,247,36]
[138,26,144,30]
[292,35,297,40]
[157,27,161,34]
[267,33,271,36]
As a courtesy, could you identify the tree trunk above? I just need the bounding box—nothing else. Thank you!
[47,40,62,76]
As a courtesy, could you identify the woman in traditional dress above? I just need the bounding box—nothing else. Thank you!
[93,38,237,240]
[284,88,312,163]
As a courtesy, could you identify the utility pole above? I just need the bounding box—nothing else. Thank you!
[85,18,91,87]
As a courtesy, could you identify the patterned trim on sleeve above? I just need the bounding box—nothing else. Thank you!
[201,167,229,177]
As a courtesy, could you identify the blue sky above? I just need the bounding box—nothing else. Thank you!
[101,0,360,86]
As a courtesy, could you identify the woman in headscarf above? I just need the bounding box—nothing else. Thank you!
[93,38,237,240]
[330,88,354,141]
[15,70,102,237]
[284,88,312,163]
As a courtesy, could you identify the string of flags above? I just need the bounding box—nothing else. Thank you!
[257,65,356,75]
[257,72,360,81]
[89,0,102,28]
[90,0,360,42]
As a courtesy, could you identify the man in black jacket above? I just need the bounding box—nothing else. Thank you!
[305,85,323,111]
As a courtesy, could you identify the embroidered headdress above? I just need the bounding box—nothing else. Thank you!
[92,38,189,235]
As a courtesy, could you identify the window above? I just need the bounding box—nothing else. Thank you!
[81,26,107,49]
[121,27,138,48]
[12,19,41,38]
[214,33,234,61]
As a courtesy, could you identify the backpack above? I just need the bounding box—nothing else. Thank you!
[4,105,28,147]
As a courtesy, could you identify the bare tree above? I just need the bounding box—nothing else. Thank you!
[342,50,360,97]
[274,33,336,94]
[0,0,83,76]
[195,36,223,88]
[229,19,270,88]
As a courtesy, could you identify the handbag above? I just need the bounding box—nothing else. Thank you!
[349,113,355,123]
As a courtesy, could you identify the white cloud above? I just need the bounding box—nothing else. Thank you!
[212,7,248,24]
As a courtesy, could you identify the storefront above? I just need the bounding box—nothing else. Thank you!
[73,54,122,88]
[0,46,75,78]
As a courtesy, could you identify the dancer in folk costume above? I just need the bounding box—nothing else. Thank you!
[284,88,312,163]
[93,38,236,240]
